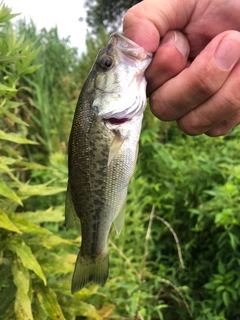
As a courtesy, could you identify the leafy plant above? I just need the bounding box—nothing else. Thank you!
[0,4,116,319]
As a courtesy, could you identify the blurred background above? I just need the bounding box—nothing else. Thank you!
[1,1,240,320]
[6,0,88,53]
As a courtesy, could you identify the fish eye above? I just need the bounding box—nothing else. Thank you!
[100,56,114,70]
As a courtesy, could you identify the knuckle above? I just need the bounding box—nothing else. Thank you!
[191,69,220,98]
[150,93,176,121]
[221,93,240,113]
[205,126,231,137]
[177,117,203,136]
[218,73,240,111]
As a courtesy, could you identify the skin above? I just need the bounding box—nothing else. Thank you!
[123,0,240,136]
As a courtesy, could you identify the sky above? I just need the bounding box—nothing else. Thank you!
[5,0,88,54]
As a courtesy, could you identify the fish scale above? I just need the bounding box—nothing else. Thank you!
[65,33,152,293]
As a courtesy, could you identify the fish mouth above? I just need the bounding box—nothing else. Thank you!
[104,117,129,125]
[110,32,152,62]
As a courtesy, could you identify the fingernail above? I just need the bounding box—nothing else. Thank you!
[161,31,189,57]
[215,36,240,69]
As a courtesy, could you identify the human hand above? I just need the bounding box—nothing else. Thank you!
[123,0,240,136]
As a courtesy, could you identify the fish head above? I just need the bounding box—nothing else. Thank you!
[87,33,152,126]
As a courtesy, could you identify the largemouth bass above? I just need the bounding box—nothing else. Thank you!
[65,32,152,294]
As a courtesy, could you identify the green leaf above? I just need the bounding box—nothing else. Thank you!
[222,291,230,308]
[0,180,23,205]
[21,207,64,224]
[27,233,73,250]
[0,55,24,62]
[9,213,51,234]
[0,210,22,233]
[228,232,239,251]
[0,162,22,183]
[20,64,42,76]
[216,285,225,293]
[0,109,29,126]
[0,4,19,23]
[218,260,226,275]
[8,239,47,285]
[0,83,17,93]
[12,261,33,320]
[14,161,47,170]
[204,282,217,290]
[0,280,16,318]
[0,130,38,144]
[40,254,75,275]
[18,183,65,197]
[4,101,24,109]
[31,299,48,320]
[62,300,102,319]
[34,282,65,320]
[0,263,12,287]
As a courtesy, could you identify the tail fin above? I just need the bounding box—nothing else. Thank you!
[71,251,109,294]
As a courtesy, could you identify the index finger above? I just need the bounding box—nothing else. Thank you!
[123,0,195,52]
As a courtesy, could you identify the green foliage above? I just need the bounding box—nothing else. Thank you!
[119,112,240,319]
[0,4,115,320]
[15,18,80,155]
[84,0,141,34]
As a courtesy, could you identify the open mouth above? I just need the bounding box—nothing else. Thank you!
[106,117,129,125]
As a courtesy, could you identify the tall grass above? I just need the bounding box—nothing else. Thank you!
[16,19,80,155]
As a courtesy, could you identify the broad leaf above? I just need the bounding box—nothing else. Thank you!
[12,261,33,320]
[22,207,64,224]
[0,210,22,234]
[62,299,101,319]
[0,181,22,205]
[9,213,50,234]
[34,283,65,320]
[18,184,65,197]
[8,239,46,285]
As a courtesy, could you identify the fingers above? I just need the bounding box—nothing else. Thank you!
[123,1,240,136]
[146,31,190,95]
[123,0,195,52]
[205,110,240,137]
[177,62,240,136]
[149,31,240,135]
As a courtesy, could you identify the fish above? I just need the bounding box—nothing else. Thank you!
[65,32,152,294]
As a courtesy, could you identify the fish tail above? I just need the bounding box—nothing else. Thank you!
[71,250,109,294]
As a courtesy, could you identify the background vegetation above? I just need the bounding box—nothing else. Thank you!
[1,2,240,319]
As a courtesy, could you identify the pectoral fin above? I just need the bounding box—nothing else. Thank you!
[108,135,125,166]
[114,202,126,235]
[113,189,127,235]
[133,143,139,169]
[65,183,78,230]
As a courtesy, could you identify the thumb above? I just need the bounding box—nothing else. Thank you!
[123,0,196,52]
